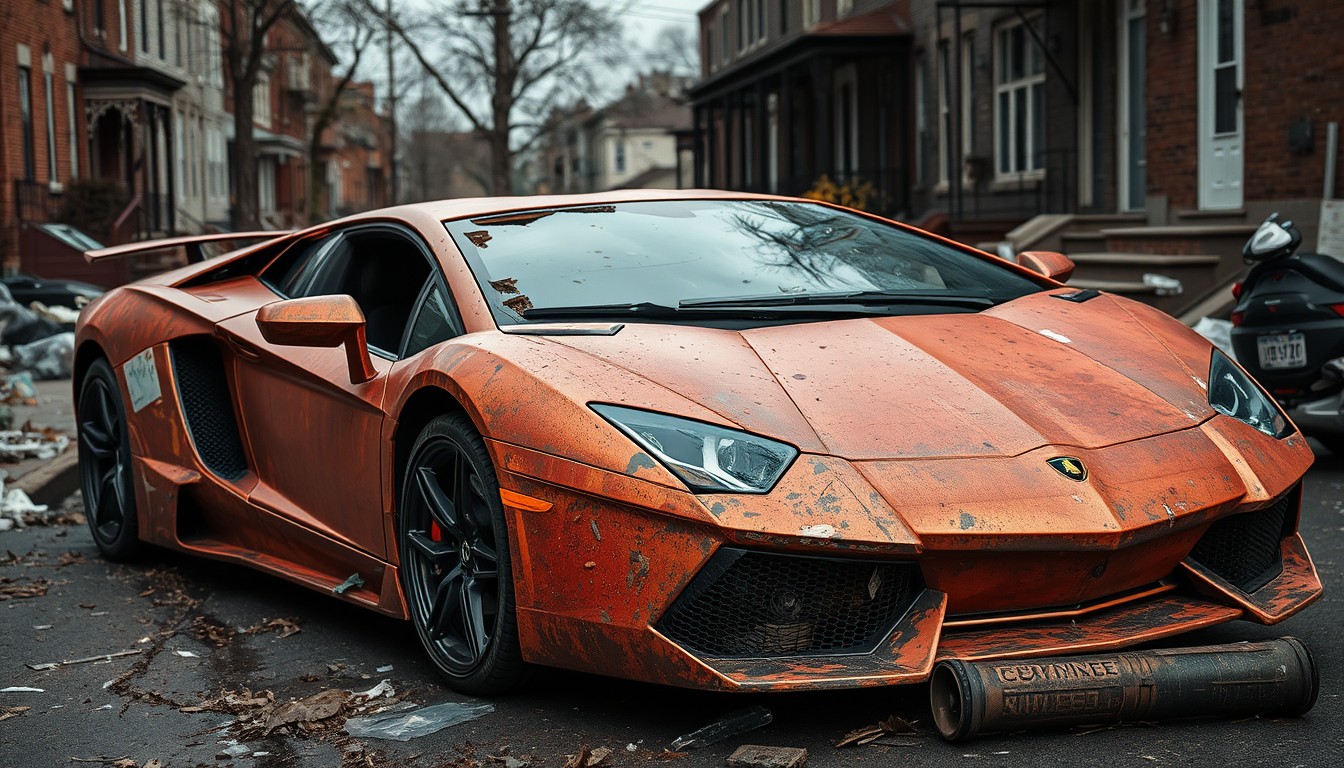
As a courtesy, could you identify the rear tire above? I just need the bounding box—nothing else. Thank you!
[398,413,526,695]
[77,358,141,560]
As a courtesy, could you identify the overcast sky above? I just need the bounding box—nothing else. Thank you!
[605,0,705,46]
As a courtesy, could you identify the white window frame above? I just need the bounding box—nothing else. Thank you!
[936,41,951,188]
[66,64,78,179]
[720,7,730,65]
[804,0,821,28]
[43,55,58,187]
[838,0,853,17]
[119,0,128,52]
[993,17,1046,180]
[253,72,271,128]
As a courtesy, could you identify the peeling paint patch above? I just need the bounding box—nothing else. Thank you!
[800,524,837,539]
[590,519,601,541]
[709,502,727,517]
[959,511,976,530]
[625,452,657,474]
[627,551,651,590]
[1039,329,1072,344]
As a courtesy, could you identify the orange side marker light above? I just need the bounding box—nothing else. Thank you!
[499,488,553,512]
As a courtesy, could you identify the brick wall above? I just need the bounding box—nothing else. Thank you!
[1,0,87,270]
[1146,0,1344,211]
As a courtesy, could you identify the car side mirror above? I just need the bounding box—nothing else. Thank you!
[256,295,377,384]
[1018,251,1076,283]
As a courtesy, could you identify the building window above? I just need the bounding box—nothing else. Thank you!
[755,0,766,43]
[804,0,820,28]
[119,0,128,52]
[140,0,149,53]
[738,1,749,52]
[19,66,36,181]
[915,57,927,186]
[44,63,58,185]
[614,140,626,174]
[719,8,730,65]
[254,72,271,127]
[158,0,166,59]
[994,19,1045,177]
[94,0,105,34]
[962,32,976,158]
[706,27,714,72]
[66,73,79,179]
[936,41,950,186]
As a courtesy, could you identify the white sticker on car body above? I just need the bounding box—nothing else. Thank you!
[123,347,162,412]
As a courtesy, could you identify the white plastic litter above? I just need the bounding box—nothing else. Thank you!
[11,332,75,380]
[355,679,395,699]
[344,701,494,741]
[1,687,44,693]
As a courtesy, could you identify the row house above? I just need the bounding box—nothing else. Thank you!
[3,1,374,284]
[541,72,695,195]
[692,0,1344,320]
[318,81,391,219]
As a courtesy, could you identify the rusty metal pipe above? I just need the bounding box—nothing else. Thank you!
[930,637,1318,741]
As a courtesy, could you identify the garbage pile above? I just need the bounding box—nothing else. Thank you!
[0,283,78,381]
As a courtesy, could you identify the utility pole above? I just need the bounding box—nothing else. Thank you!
[464,0,513,195]
[386,0,398,204]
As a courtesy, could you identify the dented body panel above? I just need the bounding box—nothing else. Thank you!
[74,190,1324,692]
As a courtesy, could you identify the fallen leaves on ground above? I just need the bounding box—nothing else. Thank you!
[0,576,50,600]
[244,617,302,638]
[57,551,86,567]
[190,615,237,647]
[0,706,30,722]
[562,745,613,768]
[835,715,920,747]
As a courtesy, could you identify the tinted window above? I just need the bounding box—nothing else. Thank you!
[260,234,338,297]
[444,200,1045,324]
[403,284,457,357]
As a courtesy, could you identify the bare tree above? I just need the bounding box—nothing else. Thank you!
[375,0,624,196]
[644,23,699,78]
[305,1,378,221]
[218,0,302,230]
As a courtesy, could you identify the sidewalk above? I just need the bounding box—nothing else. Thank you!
[3,378,78,504]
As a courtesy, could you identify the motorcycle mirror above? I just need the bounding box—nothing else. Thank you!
[1244,214,1302,261]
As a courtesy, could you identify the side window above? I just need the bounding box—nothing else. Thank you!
[259,234,340,297]
[403,284,458,357]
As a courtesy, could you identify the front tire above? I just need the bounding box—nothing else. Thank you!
[77,358,141,560]
[398,413,525,695]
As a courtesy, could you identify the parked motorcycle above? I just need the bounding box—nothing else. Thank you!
[1229,213,1344,452]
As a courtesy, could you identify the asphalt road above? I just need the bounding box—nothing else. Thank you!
[2,454,1342,768]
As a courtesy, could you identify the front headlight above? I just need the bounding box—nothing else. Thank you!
[591,404,798,493]
[1208,349,1291,438]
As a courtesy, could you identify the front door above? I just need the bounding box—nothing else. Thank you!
[1198,0,1244,210]
[1119,0,1146,212]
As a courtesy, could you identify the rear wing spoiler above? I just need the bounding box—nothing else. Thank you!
[84,230,291,265]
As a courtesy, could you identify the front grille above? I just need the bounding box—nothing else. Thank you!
[170,338,249,481]
[657,549,918,658]
[1188,494,1291,593]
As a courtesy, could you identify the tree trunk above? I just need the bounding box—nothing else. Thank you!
[489,1,513,195]
[233,87,259,230]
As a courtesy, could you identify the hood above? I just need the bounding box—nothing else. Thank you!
[542,292,1215,460]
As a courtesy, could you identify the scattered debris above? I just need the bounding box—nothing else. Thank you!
[726,745,809,768]
[189,616,237,647]
[376,664,394,673]
[835,715,920,747]
[57,551,86,567]
[11,332,76,380]
[333,573,364,595]
[26,649,142,671]
[179,688,275,715]
[503,294,534,313]
[244,617,303,638]
[255,689,352,736]
[344,700,494,741]
[489,277,519,294]
[0,430,69,462]
[355,680,395,699]
[1,686,44,693]
[0,576,51,600]
[172,650,199,658]
[0,705,29,721]
[669,705,773,751]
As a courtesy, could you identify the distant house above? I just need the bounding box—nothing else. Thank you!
[540,72,694,194]
[692,0,1344,320]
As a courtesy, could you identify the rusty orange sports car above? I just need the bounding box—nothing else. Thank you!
[75,190,1321,694]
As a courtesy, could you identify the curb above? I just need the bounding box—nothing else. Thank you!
[11,448,81,508]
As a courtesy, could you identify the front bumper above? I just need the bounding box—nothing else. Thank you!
[487,416,1322,692]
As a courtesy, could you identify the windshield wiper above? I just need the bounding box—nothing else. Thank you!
[678,290,996,309]
[522,302,684,320]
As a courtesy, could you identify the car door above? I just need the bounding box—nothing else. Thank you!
[215,225,442,559]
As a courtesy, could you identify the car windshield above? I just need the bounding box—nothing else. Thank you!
[444,199,1046,326]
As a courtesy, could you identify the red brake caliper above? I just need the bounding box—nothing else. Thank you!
[430,521,443,542]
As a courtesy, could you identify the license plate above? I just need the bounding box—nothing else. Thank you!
[1257,333,1307,370]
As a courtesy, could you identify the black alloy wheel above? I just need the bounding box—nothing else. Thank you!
[399,413,524,694]
[77,358,140,560]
